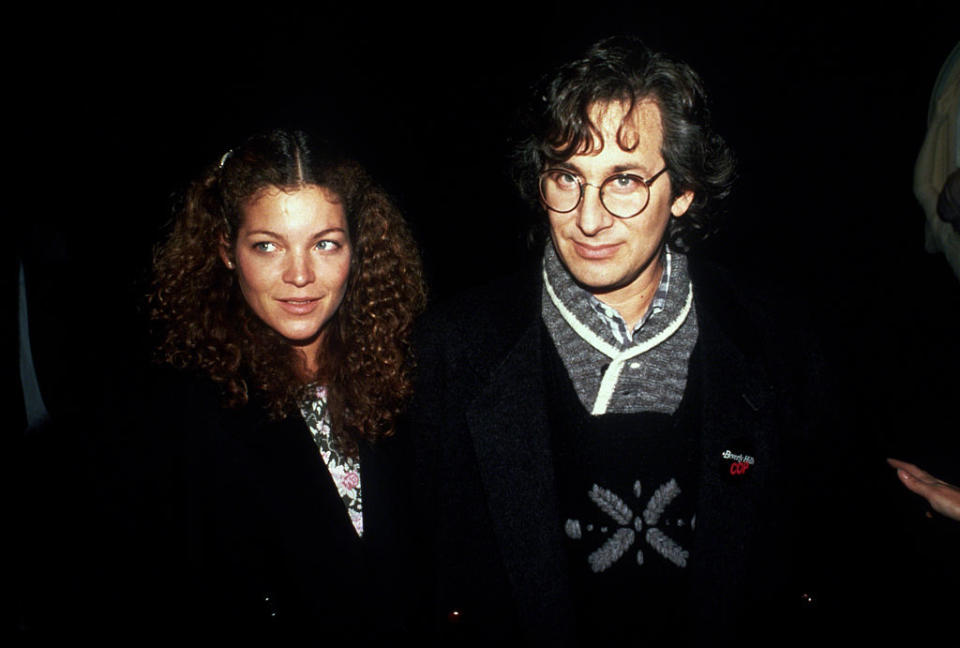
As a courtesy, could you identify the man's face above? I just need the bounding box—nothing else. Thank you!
[545,100,693,306]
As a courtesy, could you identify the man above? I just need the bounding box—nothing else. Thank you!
[409,37,854,645]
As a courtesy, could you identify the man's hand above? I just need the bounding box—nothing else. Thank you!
[888,458,960,522]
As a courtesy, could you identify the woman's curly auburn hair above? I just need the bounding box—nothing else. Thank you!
[150,129,426,454]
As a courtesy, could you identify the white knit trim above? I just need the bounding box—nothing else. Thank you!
[543,270,621,358]
[591,283,693,415]
[543,266,694,416]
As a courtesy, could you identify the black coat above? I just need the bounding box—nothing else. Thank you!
[407,259,892,646]
[17,368,413,643]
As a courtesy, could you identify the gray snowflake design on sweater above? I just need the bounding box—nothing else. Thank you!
[565,478,693,572]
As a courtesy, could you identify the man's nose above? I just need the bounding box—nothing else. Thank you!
[283,252,315,287]
[576,184,614,236]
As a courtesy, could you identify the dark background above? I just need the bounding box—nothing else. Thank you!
[9,2,960,625]
[15,3,958,457]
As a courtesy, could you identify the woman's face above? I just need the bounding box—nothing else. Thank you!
[221,184,351,369]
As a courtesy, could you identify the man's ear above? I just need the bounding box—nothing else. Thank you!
[671,190,694,217]
[218,236,235,269]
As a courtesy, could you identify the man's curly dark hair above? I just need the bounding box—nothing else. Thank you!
[150,129,426,454]
[512,36,735,251]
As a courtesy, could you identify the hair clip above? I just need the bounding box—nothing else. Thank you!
[218,149,233,169]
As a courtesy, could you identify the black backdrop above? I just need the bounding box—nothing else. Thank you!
[9,1,960,608]
[16,6,958,295]
[17,4,958,444]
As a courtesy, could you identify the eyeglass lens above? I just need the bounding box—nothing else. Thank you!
[539,171,649,218]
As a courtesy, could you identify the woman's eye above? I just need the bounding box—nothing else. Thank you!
[316,240,340,251]
[253,241,278,252]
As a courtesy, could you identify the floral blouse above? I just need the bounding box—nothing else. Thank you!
[299,386,363,537]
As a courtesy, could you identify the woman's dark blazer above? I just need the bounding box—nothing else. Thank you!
[19,367,413,643]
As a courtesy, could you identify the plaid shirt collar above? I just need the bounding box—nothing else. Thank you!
[543,243,672,346]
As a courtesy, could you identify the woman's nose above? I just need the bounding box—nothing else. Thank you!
[283,252,315,286]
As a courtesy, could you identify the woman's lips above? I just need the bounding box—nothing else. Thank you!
[277,298,321,315]
[572,241,622,260]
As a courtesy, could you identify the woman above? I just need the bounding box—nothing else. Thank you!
[147,129,425,639]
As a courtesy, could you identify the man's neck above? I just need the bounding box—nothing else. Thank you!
[592,258,665,332]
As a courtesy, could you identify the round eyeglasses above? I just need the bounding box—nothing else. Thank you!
[538,166,669,218]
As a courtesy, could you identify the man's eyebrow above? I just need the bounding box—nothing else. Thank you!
[610,163,649,175]
[546,162,651,176]
[547,161,582,173]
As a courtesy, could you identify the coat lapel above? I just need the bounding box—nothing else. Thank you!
[465,319,576,640]
[687,269,781,633]
[221,403,363,567]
